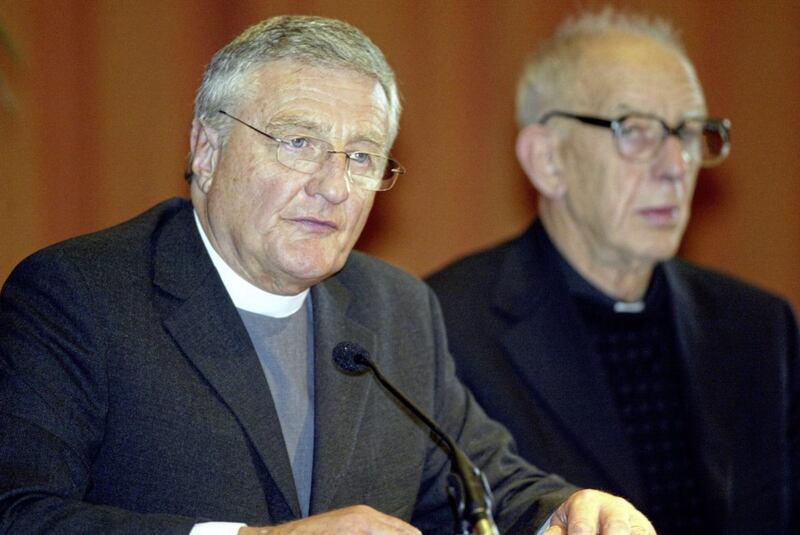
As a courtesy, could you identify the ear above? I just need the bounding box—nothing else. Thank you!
[189,118,221,194]
[515,123,566,199]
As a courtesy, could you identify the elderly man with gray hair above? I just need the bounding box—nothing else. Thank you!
[429,8,798,535]
[1,14,653,535]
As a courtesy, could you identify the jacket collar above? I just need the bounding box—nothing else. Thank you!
[154,201,301,519]
[151,200,379,519]
[663,261,734,510]
[308,275,377,514]
[492,221,644,501]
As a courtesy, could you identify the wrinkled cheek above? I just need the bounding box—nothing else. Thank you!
[682,176,700,204]
[288,235,345,274]
[329,235,353,269]
[673,180,686,200]
[609,203,633,235]
[351,196,375,232]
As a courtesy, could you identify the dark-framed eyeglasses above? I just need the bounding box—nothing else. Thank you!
[538,110,731,167]
[218,110,405,191]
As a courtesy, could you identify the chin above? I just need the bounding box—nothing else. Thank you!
[635,246,679,264]
[285,256,345,284]
[637,229,683,256]
[624,240,679,265]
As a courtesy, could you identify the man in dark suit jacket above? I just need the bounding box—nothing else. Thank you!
[428,8,798,535]
[0,15,654,535]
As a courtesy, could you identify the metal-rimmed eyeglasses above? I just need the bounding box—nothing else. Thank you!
[538,110,731,167]
[218,110,405,191]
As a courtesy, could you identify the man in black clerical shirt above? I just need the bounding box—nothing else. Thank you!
[428,8,799,534]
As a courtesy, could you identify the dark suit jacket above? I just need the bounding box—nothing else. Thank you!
[427,220,799,534]
[0,200,575,534]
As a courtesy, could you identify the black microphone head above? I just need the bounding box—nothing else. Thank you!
[332,341,371,374]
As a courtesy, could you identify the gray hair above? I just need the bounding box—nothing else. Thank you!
[516,7,690,127]
[193,15,401,146]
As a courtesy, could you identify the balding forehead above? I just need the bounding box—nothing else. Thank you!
[576,32,688,68]
[566,33,705,111]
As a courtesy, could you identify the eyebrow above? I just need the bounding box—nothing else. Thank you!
[613,104,708,122]
[265,114,387,151]
[612,104,650,117]
[264,114,322,135]
[348,133,386,152]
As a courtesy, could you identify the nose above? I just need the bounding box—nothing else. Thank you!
[653,134,690,182]
[305,152,350,203]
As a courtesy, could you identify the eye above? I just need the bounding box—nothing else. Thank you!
[284,137,310,150]
[620,126,645,143]
[619,121,656,141]
[349,152,373,165]
[679,121,704,142]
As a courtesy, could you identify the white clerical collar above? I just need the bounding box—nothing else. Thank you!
[194,210,308,318]
[613,301,646,313]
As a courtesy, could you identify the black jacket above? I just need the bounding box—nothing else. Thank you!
[428,220,799,533]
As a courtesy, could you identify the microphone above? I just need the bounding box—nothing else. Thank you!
[332,341,499,535]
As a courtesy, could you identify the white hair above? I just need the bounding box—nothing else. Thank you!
[516,6,690,127]
[190,15,401,174]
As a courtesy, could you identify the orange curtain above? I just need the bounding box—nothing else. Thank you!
[2,0,799,310]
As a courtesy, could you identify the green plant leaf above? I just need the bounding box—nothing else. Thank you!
[0,17,20,110]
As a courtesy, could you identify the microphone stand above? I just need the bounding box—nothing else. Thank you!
[359,358,499,535]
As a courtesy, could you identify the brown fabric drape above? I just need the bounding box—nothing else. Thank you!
[2,1,799,310]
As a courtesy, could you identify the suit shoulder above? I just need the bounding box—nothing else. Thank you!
[25,199,187,257]
[426,235,519,295]
[331,252,443,337]
[6,198,190,287]
[668,258,795,314]
[341,250,429,298]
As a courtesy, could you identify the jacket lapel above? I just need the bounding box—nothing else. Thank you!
[308,274,376,514]
[153,204,301,520]
[495,224,644,502]
[664,261,733,510]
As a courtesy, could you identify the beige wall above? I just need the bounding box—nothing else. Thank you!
[2,0,799,310]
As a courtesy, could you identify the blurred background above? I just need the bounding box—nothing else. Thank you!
[1,0,798,310]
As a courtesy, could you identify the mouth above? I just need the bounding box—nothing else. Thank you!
[637,206,680,226]
[289,216,339,233]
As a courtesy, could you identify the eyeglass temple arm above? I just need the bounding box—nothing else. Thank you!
[218,110,282,143]
[538,111,612,129]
